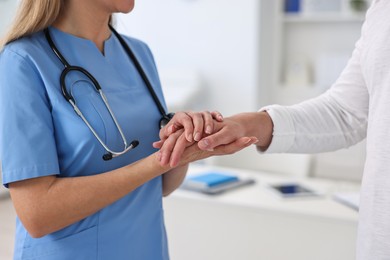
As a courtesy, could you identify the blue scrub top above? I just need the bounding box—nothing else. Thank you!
[0,27,169,260]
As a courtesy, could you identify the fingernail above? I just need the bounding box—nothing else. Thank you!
[187,134,193,142]
[205,126,212,134]
[168,125,174,134]
[170,160,178,168]
[218,115,223,121]
[199,139,209,149]
[244,138,252,144]
[194,132,201,141]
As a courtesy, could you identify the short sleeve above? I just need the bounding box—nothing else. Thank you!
[0,49,59,187]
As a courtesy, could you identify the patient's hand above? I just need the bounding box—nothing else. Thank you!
[155,127,258,167]
[154,118,259,167]
[154,112,272,167]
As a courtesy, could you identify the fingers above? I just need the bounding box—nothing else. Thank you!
[198,127,237,151]
[213,137,258,155]
[156,110,226,167]
[186,111,204,142]
[159,110,224,143]
[159,112,194,142]
[169,133,190,167]
[177,136,258,167]
[152,140,163,149]
[157,130,192,167]
[158,130,182,166]
[202,111,215,135]
[188,110,224,139]
[211,111,223,122]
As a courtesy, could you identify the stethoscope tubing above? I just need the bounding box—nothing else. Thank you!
[60,66,101,102]
[68,94,136,158]
[109,25,167,117]
[44,26,169,160]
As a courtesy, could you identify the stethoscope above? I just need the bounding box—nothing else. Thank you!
[44,25,174,161]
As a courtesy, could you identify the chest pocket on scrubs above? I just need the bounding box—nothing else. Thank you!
[22,225,98,260]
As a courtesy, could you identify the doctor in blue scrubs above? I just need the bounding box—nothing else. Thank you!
[0,0,257,259]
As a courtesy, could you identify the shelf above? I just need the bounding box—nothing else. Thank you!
[283,13,366,23]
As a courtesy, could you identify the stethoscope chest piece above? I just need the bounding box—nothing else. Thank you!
[159,113,175,129]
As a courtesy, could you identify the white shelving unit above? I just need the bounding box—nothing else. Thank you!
[283,13,365,23]
[263,0,366,106]
[207,0,367,177]
[257,0,367,182]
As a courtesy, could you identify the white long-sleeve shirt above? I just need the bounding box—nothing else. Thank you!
[262,0,390,259]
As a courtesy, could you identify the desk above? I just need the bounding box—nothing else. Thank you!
[163,164,359,260]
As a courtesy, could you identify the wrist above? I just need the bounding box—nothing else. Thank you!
[231,112,273,149]
[127,153,171,181]
[257,111,273,150]
[152,152,172,173]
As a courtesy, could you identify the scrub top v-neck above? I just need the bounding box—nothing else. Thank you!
[0,26,169,260]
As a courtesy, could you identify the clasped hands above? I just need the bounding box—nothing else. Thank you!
[153,111,259,168]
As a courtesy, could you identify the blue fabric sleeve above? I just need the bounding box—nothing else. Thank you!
[0,49,60,187]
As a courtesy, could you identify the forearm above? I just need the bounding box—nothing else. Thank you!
[10,152,170,238]
[228,111,273,150]
[162,164,189,196]
[264,93,367,153]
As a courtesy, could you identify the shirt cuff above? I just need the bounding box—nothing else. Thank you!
[257,105,296,153]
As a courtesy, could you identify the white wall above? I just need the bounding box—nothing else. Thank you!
[115,1,366,181]
[116,0,260,116]
[0,0,18,37]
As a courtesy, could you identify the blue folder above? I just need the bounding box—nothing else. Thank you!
[187,173,239,188]
[182,172,255,195]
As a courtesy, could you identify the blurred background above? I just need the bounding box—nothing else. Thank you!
[114,0,367,181]
[0,0,371,259]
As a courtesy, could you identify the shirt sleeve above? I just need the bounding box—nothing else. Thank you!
[0,49,60,187]
[259,5,373,154]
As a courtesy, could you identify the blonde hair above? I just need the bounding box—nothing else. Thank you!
[0,0,63,49]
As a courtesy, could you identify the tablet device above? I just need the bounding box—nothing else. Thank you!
[270,183,319,198]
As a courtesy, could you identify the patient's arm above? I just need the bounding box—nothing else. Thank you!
[154,118,261,167]
[154,111,272,167]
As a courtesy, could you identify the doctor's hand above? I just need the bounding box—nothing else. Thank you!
[155,128,258,167]
[154,111,273,167]
[159,111,224,143]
